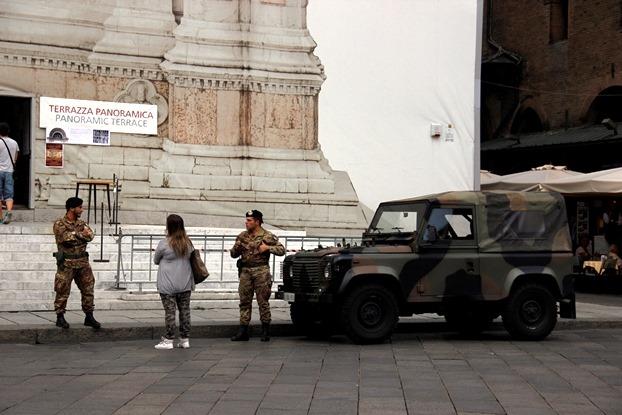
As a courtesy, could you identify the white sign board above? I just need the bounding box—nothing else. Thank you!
[40,97,158,145]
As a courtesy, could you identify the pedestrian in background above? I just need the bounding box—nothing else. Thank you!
[154,214,194,349]
[0,122,19,224]
[230,210,285,342]
[52,197,101,329]
[575,233,592,265]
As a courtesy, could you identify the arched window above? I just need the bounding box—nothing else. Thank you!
[511,108,544,135]
[586,86,622,124]
[549,0,569,43]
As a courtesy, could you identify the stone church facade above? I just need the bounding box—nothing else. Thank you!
[0,0,367,233]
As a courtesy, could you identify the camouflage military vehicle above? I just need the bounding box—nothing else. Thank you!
[276,191,577,344]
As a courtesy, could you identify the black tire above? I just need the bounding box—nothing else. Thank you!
[341,284,399,344]
[502,283,557,340]
[290,303,332,338]
[444,306,494,335]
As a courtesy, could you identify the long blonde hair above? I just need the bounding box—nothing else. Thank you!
[166,214,191,257]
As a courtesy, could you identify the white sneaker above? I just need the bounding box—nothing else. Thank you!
[154,337,174,350]
[3,212,11,224]
[177,338,190,348]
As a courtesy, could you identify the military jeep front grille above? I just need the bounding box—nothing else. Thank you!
[291,258,322,292]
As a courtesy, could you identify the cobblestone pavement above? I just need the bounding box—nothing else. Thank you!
[1,329,621,415]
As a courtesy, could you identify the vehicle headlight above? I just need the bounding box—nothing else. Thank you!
[323,263,331,280]
[282,262,293,281]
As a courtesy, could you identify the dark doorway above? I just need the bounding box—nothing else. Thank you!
[0,96,31,208]
[586,86,622,124]
[511,107,544,135]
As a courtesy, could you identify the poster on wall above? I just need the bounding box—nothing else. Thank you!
[45,143,64,168]
[39,97,157,145]
[46,127,110,146]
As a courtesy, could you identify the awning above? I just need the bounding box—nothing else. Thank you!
[541,167,622,194]
[482,125,622,151]
[480,170,500,186]
[481,165,583,192]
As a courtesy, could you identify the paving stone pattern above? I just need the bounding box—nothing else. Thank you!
[1,329,621,414]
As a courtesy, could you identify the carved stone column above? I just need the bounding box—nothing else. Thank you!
[0,0,114,55]
[163,0,323,80]
[89,0,176,66]
[162,0,325,148]
[154,0,366,232]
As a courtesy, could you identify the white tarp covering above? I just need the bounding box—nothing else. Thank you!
[308,0,482,210]
[542,167,622,194]
[481,165,583,192]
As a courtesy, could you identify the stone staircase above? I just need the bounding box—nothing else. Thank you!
[0,221,306,311]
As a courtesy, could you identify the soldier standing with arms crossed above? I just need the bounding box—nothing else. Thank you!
[52,197,101,329]
[230,210,285,341]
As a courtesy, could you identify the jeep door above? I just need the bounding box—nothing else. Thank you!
[415,206,480,299]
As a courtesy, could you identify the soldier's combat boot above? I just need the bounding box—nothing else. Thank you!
[56,313,70,329]
[231,324,249,341]
[84,312,101,329]
[260,322,270,342]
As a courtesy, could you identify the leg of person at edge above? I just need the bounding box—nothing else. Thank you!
[230,210,285,341]
[0,122,19,225]
[52,197,101,329]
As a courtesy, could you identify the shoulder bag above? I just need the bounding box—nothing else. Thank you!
[189,243,209,284]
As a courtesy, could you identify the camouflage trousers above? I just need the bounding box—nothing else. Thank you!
[238,265,272,325]
[54,265,95,314]
[160,291,191,339]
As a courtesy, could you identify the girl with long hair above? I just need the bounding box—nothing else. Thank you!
[153,214,194,349]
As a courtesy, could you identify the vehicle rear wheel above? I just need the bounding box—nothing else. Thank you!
[341,284,399,344]
[502,283,557,340]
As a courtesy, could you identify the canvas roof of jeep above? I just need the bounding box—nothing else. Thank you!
[381,191,572,253]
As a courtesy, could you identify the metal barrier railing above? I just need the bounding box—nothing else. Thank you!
[113,230,361,292]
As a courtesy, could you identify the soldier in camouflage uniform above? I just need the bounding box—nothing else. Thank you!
[230,210,285,341]
[52,197,101,329]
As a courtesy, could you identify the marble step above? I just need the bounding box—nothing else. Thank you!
[0,292,289,311]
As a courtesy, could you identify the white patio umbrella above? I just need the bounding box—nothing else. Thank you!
[481,165,584,192]
[480,170,500,186]
[542,167,622,194]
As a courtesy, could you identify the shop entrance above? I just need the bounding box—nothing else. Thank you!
[0,95,31,208]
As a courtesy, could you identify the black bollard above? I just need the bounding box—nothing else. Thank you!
[94,202,110,263]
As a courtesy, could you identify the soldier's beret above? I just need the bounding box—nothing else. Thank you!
[246,209,263,222]
[65,197,83,210]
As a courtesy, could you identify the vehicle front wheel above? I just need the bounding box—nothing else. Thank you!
[502,283,557,340]
[341,284,399,344]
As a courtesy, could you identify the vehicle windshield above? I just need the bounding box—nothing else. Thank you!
[368,203,426,234]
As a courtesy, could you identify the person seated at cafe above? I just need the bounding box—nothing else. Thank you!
[575,234,592,264]
[605,244,622,271]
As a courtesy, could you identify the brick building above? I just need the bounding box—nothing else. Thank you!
[481,0,622,174]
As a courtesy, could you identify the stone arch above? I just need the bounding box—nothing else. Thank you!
[585,86,622,124]
[511,106,544,135]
